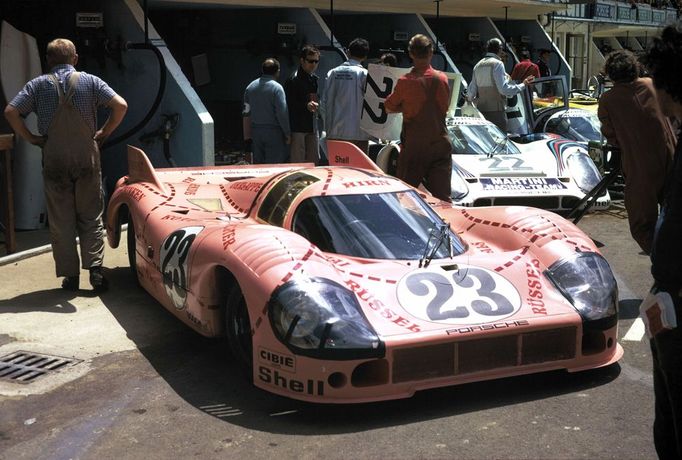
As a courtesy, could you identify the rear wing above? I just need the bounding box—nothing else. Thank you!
[127,145,168,194]
[326,140,383,173]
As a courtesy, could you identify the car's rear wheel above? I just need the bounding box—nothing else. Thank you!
[225,284,253,374]
[126,209,138,281]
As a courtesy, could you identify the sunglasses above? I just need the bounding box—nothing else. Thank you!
[305,59,320,64]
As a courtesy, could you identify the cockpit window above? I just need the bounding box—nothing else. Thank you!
[258,172,320,226]
[292,190,467,260]
[546,114,602,142]
[448,124,521,155]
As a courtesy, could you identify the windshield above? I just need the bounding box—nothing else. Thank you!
[292,190,467,260]
[546,114,602,142]
[447,123,521,155]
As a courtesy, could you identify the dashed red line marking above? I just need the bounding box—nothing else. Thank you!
[459,209,589,251]
[321,168,334,196]
[219,184,248,214]
[333,265,399,285]
[494,246,530,272]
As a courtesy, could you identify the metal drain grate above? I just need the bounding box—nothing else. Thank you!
[0,351,81,384]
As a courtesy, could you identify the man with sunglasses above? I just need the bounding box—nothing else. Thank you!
[284,45,320,164]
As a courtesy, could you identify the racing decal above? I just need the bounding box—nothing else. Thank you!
[259,347,296,372]
[446,319,529,334]
[526,258,548,315]
[160,226,204,310]
[160,214,195,222]
[546,139,585,175]
[479,155,533,172]
[480,177,567,191]
[229,181,262,193]
[346,279,422,332]
[342,179,392,189]
[123,187,145,202]
[184,183,200,195]
[453,162,475,179]
[258,366,324,396]
[396,265,522,325]
[221,226,236,250]
[471,241,494,254]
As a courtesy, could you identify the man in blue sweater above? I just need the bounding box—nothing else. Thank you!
[243,58,290,164]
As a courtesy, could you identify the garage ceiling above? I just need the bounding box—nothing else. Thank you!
[147,0,564,20]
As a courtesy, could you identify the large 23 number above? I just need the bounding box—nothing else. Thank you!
[160,226,203,309]
[404,268,515,322]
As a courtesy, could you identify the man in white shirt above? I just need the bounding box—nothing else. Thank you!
[467,38,534,131]
[321,38,370,153]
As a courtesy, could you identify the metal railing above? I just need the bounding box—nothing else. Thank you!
[552,0,678,25]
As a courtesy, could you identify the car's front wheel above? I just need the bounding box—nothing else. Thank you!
[225,284,253,374]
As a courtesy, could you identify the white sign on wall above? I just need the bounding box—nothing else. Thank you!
[361,63,462,141]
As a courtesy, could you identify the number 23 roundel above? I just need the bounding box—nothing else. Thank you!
[160,226,204,310]
[396,265,522,325]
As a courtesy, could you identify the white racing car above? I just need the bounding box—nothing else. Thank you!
[373,116,610,212]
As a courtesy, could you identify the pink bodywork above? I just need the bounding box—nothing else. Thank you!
[106,145,623,403]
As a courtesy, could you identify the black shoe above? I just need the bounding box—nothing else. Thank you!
[61,276,79,291]
[89,267,109,292]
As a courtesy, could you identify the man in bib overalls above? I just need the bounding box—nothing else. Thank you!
[5,38,127,292]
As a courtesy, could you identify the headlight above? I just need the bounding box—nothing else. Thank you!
[450,162,469,200]
[268,277,384,359]
[565,150,601,193]
[545,252,618,321]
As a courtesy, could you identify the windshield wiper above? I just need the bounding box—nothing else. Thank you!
[488,137,507,158]
[419,222,454,268]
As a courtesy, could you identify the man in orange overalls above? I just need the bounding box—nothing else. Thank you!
[384,34,452,202]
[5,38,127,291]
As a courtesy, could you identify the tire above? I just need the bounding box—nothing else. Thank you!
[126,210,138,281]
[225,283,253,374]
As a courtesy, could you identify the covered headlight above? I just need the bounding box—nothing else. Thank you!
[566,150,601,193]
[545,252,617,321]
[450,162,469,200]
[268,277,384,359]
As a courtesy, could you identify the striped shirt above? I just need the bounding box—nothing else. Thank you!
[9,64,117,135]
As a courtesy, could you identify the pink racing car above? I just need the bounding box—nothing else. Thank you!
[105,145,623,403]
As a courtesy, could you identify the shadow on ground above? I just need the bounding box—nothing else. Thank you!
[99,266,622,435]
[0,289,79,314]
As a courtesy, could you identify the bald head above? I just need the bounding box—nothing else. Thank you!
[262,58,280,76]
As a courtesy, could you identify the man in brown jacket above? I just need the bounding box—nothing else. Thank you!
[598,49,676,254]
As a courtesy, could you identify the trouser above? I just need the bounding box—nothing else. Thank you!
[624,174,664,255]
[396,136,452,202]
[480,110,508,132]
[290,132,319,164]
[252,126,289,164]
[650,288,682,459]
[44,168,104,277]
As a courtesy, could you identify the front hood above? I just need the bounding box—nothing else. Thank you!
[454,153,557,179]
[344,255,579,338]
